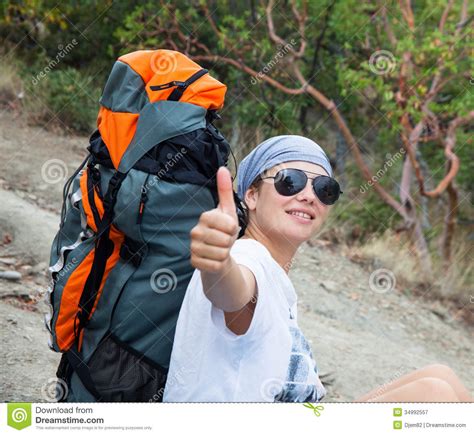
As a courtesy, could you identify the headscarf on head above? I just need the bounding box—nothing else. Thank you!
[236,135,332,201]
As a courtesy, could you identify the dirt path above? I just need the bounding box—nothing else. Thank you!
[0,111,472,402]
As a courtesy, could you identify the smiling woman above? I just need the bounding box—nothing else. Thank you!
[163,135,338,402]
[162,134,473,403]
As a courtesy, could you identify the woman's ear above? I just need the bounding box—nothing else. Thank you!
[244,185,259,211]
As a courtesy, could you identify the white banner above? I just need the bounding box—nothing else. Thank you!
[1,403,472,434]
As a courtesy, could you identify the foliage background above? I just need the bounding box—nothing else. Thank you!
[0,0,472,296]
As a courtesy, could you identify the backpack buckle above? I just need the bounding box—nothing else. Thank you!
[119,237,145,268]
[150,81,186,91]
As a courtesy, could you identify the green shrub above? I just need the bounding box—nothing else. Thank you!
[23,66,100,133]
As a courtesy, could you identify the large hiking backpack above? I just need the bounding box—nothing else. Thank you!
[45,49,242,402]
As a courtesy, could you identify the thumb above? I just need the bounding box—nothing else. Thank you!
[216,166,237,218]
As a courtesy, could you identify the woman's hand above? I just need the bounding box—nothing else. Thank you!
[192,166,256,320]
[190,166,239,273]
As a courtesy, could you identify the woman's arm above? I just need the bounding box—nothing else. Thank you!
[201,256,257,312]
[190,167,257,329]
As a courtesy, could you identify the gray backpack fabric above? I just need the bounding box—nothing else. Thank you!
[45,50,241,402]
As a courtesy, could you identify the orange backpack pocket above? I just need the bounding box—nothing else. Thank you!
[47,167,125,352]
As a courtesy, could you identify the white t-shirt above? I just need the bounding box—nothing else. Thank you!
[163,238,327,402]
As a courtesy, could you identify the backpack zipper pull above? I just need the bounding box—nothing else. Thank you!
[137,189,148,224]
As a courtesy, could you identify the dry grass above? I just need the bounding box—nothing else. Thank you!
[345,229,473,303]
[346,231,424,292]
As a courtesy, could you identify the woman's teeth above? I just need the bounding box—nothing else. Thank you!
[287,211,312,220]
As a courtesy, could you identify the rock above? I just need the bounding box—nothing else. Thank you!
[0,257,17,265]
[320,280,338,292]
[31,262,48,275]
[2,233,13,245]
[0,271,22,281]
[20,265,33,274]
[319,370,336,385]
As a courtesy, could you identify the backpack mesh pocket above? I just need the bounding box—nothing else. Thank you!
[87,332,168,402]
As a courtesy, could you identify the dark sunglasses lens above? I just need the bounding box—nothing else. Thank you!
[312,176,341,205]
[274,169,307,196]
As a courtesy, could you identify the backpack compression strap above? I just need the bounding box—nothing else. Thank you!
[65,171,126,401]
[150,69,209,102]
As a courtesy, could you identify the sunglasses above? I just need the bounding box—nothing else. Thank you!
[260,168,342,205]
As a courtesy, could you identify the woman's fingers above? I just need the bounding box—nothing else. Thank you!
[216,166,237,220]
[190,169,240,273]
[190,256,230,273]
[200,209,238,236]
[191,240,231,262]
[192,227,235,248]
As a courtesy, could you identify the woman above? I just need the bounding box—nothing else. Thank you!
[163,135,473,402]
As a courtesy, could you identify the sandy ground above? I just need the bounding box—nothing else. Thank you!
[0,111,472,402]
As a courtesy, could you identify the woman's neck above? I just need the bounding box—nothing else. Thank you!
[241,226,298,275]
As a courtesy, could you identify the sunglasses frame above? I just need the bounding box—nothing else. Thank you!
[260,168,343,205]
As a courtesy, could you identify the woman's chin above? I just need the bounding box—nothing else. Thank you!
[281,228,313,245]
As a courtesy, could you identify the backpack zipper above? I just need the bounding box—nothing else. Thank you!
[137,175,151,224]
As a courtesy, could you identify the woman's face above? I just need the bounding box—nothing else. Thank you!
[245,160,331,245]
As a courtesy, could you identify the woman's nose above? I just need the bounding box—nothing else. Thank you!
[295,179,316,203]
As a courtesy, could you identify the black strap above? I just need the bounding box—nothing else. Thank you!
[167,69,208,101]
[149,69,209,102]
[86,165,102,230]
[119,237,145,268]
[66,171,128,402]
[77,171,127,329]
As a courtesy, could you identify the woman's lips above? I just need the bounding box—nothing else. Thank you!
[286,211,313,224]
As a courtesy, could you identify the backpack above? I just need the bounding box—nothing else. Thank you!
[45,49,243,402]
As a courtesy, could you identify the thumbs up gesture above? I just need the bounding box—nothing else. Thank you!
[190,167,239,273]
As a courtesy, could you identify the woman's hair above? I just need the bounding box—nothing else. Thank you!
[237,174,262,238]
